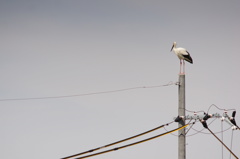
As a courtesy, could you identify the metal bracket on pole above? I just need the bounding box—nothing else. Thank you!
[174,112,237,128]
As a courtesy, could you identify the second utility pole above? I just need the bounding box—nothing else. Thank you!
[178,74,186,159]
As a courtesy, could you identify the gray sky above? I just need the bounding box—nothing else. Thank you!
[1,0,240,159]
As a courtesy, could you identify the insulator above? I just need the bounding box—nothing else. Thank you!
[200,120,208,129]
[232,111,236,117]
[221,116,225,121]
[174,116,181,122]
[203,114,212,120]
[230,118,237,126]
[232,126,237,130]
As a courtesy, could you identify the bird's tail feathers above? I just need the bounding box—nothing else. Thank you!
[185,58,193,64]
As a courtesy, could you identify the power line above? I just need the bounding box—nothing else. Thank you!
[62,124,189,159]
[185,119,195,135]
[207,104,236,113]
[200,117,239,159]
[180,104,236,115]
[171,105,237,137]
[221,120,224,159]
[190,125,232,136]
[0,82,177,102]
[165,119,231,137]
[181,108,205,114]
[207,127,239,159]
[230,130,234,159]
[62,121,174,159]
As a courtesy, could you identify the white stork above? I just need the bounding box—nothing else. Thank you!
[170,42,193,74]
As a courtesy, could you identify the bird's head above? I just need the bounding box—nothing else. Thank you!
[170,42,177,51]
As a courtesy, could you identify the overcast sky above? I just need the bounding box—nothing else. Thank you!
[1,0,240,159]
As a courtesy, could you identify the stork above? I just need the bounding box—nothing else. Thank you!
[170,42,193,74]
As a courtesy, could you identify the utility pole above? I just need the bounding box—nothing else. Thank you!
[178,74,186,159]
[176,75,238,159]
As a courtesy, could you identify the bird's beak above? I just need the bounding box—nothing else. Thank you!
[170,45,174,51]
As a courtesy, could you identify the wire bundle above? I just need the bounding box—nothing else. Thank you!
[61,122,189,159]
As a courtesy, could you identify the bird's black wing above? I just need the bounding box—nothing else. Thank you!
[183,51,193,64]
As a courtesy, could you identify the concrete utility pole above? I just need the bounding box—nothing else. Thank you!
[178,74,186,159]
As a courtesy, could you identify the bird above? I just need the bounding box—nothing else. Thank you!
[170,42,193,74]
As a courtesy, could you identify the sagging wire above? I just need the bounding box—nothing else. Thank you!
[62,121,174,159]
[184,108,236,136]
[0,81,178,102]
[62,124,189,159]
[190,122,231,136]
[168,114,220,137]
[168,116,232,137]
[163,127,178,137]
[207,104,236,114]
[180,108,205,114]
[179,104,235,118]
[200,119,239,159]
[197,111,233,133]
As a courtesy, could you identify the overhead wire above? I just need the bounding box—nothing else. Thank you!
[177,119,193,136]
[167,117,232,137]
[191,118,232,135]
[185,119,195,135]
[61,121,174,159]
[191,125,232,136]
[200,117,239,159]
[207,127,239,159]
[0,81,177,102]
[165,119,210,137]
[229,129,234,159]
[207,104,236,114]
[166,118,224,137]
[180,108,205,114]
[221,119,224,159]
[180,104,236,115]
[62,124,189,159]
[180,104,236,116]
[164,118,193,137]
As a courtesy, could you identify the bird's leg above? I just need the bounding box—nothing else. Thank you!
[184,61,186,73]
[180,60,182,74]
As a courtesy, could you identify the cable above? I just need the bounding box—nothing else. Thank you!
[0,82,177,102]
[166,119,231,137]
[180,108,205,114]
[165,120,205,137]
[190,118,231,135]
[185,120,195,135]
[68,124,189,159]
[164,118,193,137]
[191,126,231,136]
[207,127,239,159]
[207,104,236,114]
[230,130,234,159]
[221,120,224,159]
[177,119,192,136]
[187,118,231,136]
[169,119,211,137]
[62,121,174,159]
